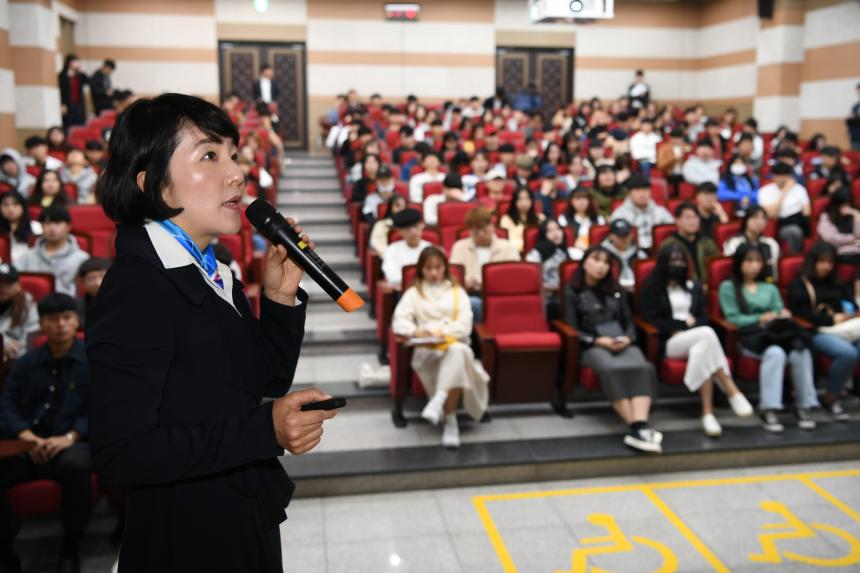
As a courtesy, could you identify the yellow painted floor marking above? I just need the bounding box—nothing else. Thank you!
[801,476,860,523]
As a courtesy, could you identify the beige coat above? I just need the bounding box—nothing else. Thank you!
[449,235,520,287]
[369,218,393,256]
[392,280,489,420]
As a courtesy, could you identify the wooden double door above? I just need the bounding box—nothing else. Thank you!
[496,47,574,116]
[218,41,308,150]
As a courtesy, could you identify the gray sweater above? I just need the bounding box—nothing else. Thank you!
[17,237,90,295]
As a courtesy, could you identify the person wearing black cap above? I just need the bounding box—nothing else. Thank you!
[601,219,647,291]
[423,173,466,227]
[381,208,431,287]
[0,293,90,572]
[758,161,811,253]
[0,264,39,361]
[610,175,674,251]
[361,164,397,224]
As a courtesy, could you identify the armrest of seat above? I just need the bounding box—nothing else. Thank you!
[709,314,739,362]
[551,319,581,390]
[634,317,661,364]
[376,281,398,342]
[474,323,497,380]
[388,330,413,401]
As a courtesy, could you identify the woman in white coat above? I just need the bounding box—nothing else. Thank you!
[392,246,489,448]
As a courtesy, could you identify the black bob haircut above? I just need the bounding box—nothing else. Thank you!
[38,292,79,318]
[98,93,239,226]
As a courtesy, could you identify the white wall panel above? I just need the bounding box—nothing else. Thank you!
[800,78,860,119]
[9,3,56,50]
[0,69,15,114]
[215,0,307,24]
[14,86,61,128]
[803,2,860,49]
[74,13,216,49]
[754,95,800,131]
[307,20,494,54]
[756,25,805,65]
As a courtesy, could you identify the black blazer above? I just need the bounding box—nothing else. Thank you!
[86,224,305,572]
[639,277,707,351]
[564,285,636,347]
[253,79,281,102]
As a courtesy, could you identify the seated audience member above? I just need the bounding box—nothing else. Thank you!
[59,149,98,205]
[718,244,819,433]
[610,174,674,251]
[0,293,91,573]
[656,128,689,195]
[408,151,446,204]
[23,136,63,171]
[349,153,381,205]
[46,126,70,158]
[0,149,35,195]
[370,195,408,257]
[18,205,90,296]
[787,242,858,420]
[424,173,466,227]
[381,208,431,288]
[591,165,626,217]
[499,187,544,253]
[498,143,517,172]
[817,188,860,303]
[526,219,577,319]
[640,245,752,437]
[76,257,111,325]
[659,203,719,283]
[771,147,805,184]
[28,170,70,209]
[564,246,662,453]
[757,161,810,253]
[450,207,519,322]
[694,182,729,238]
[563,155,593,190]
[361,164,396,223]
[392,247,489,449]
[810,146,851,186]
[723,206,780,280]
[512,154,535,189]
[0,190,42,266]
[461,151,489,200]
[0,264,39,360]
[479,167,508,210]
[699,117,728,156]
[629,117,662,179]
[558,188,606,259]
[601,219,647,291]
[392,125,416,166]
[735,118,764,168]
[541,142,565,169]
[682,143,721,186]
[717,155,759,217]
[83,141,107,173]
[535,164,570,216]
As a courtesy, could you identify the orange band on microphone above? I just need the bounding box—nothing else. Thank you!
[336,288,365,312]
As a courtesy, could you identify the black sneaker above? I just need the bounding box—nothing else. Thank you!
[760,410,784,433]
[795,408,817,431]
[623,428,662,453]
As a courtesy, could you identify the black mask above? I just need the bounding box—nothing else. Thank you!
[667,266,687,282]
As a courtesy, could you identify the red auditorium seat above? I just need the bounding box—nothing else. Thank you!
[388,263,466,427]
[9,473,101,518]
[714,221,742,247]
[437,201,478,252]
[69,206,115,258]
[476,262,566,406]
[0,234,10,262]
[62,183,78,203]
[811,196,829,238]
[19,272,55,301]
[651,224,676,251]
[423,181,443,198]
[552,260,601,391]
[806,178,827,198]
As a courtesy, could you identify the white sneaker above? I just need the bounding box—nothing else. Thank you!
[701,414,723,437]
[728,392,754,418]
[442,415,460,448]
[421,391,447,426]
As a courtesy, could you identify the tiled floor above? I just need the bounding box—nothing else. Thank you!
[15,460,860,572]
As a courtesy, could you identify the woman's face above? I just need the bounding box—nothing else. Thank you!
[1,196,22,222]
[421,256,446,283]
[572,193,589,214]
[364,156,380,178]
[547,145,561,163]
[746,211,767,236]
[0,280,20,303]
[597,170,615,188]
[48,128,64,146]
[546,221,564,245]
[741,252,763,280]
[161,126,244,244]
[515,192,532,213]
[815,256,834,279]
[584,251,610,281]
[41,172,61,195]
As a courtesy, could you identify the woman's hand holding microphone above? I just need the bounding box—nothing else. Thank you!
[264,219,337,455]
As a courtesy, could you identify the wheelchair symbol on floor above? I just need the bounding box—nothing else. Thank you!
[556,513,678,573]
[749,500,860,567]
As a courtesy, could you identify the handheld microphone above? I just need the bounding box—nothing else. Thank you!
[245,198,365,312]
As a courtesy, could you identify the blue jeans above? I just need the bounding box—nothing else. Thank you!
[758,345,819,410]
[469,295,483,324]
[638,161,653,180]
[813,333,860,395]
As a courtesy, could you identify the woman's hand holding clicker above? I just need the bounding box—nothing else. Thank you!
[272,388,337,455]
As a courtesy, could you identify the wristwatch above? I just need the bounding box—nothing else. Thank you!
[66,432,76,445]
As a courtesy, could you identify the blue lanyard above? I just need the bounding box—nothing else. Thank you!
[157,219,223,289]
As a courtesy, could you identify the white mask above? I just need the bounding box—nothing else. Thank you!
[731,163,747,176]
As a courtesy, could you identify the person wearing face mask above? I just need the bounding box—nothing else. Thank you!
[0,264,39,361]
[640,245,753,437]
[717,155,759,218]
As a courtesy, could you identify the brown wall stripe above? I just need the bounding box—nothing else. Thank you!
[0,30,12,70]
[0,114,17,149]
[216,23,307,43]
[759,0,805,29]
[800,118,850,148]
[756,62,803,96]
[10,46,56,86]
[801,41,860,83]
[76,0,214,15]
[77,45,217,63]
[9,0,53,7]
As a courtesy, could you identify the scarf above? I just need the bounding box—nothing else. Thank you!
[158,219,223,289]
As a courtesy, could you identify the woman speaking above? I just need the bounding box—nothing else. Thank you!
[86,93,336,572]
